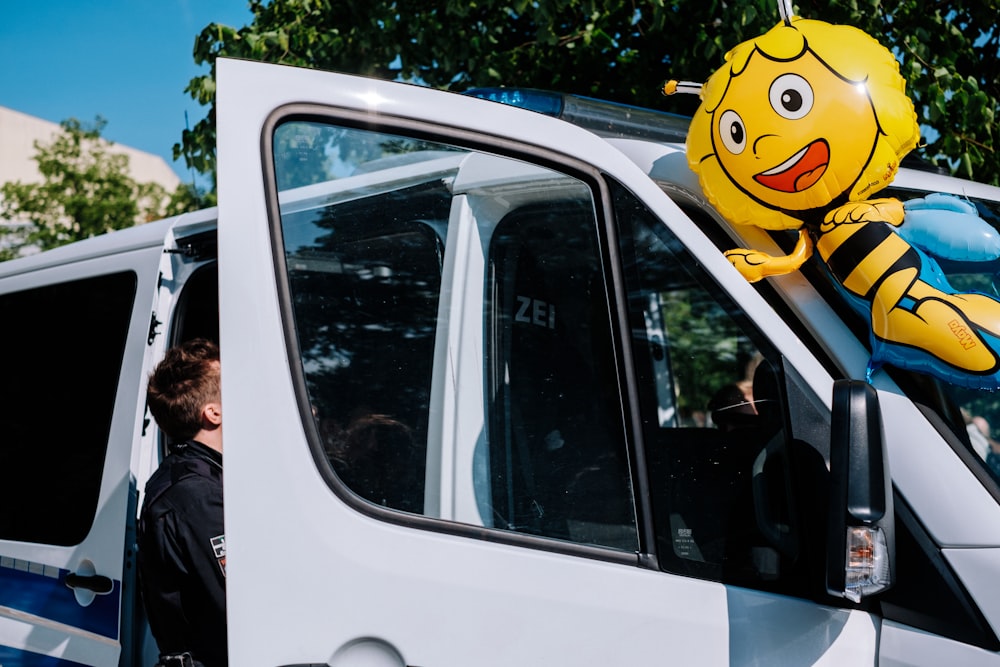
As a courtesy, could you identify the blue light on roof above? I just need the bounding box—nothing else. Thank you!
[464,88,564,117]
[463,87,690,144]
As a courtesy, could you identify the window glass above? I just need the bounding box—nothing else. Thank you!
[172,261,219,345]
[273,121,638,552]
[488,203,637,551]
[613,182,827,594]
[0,272,136,545]
[279,170,449,515]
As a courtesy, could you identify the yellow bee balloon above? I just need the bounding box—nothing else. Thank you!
[667,10,1000,388]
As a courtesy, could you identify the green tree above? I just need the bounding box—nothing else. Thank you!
[0,117,194,260]
[178,0,997,186]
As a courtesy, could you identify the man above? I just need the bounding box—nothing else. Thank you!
[138,339,226,667]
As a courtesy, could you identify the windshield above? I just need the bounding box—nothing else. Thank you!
[662,179,1000,493]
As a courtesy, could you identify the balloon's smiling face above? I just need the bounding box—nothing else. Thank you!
[712,49,880,212]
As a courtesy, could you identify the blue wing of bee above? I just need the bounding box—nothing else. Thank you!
[829,252,1000,390]
[821,207,1000,390]
[898,193,1000,263]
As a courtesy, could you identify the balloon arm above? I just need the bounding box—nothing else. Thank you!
[823,199,905,228]
[899,193,1000,262]
[724,230,813,283]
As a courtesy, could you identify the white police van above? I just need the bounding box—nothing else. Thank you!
[2,58,1000,666]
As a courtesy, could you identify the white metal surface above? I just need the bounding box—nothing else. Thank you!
[216,58,877,666]
[881,620,1000,666]
[0,242,163,665]
[945,548,1000,640]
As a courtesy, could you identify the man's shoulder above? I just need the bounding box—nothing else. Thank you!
[143,451,221,514]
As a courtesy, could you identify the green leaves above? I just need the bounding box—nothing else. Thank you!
[177,0,999,187]
[0,118,202,260]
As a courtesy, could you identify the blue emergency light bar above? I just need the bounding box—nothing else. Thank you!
[464,87,691,144]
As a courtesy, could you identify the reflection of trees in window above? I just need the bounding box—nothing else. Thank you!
[623,215,755,416]
[282,180,451,512]
[274,122,462,191]
[657,288,756,415]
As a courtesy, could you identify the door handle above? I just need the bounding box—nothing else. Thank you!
[65,572,114,595]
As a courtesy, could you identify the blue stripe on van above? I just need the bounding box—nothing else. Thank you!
[0,645,90,667]
[0,559,120,639]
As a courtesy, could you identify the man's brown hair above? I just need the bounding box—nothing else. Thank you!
[147,338,221,441]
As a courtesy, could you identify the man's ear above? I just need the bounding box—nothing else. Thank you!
[202,401,222,428]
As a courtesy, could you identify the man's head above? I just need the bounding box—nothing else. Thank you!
[147,338,221,443]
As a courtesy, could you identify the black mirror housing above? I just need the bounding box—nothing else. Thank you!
[827,379,895,602]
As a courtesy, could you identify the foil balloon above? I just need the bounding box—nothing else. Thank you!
[665,7,1000,389]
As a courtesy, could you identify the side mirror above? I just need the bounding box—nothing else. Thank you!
[826,379,895,602]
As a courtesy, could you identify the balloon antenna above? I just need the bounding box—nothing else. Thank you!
[778,0,795,25]
[662,80,703,96]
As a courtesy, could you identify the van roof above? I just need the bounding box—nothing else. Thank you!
[0,206,218,278]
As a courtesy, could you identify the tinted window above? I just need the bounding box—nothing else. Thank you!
[0,272,136,545]
[488,204,636,550]
[282,184,448,514]
[273,121,639,552]
[172,261,219,346]
[614,183,829,596]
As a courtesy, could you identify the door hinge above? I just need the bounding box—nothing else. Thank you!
[148,312,162,345]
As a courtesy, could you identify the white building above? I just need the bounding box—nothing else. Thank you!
[0,105,181,190]
[0,106,182,255]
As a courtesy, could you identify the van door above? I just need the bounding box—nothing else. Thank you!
[0,239,163,666]
[216,58,879,666]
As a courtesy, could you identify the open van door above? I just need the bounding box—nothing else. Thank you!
[216,58,881,666]
[0,233,164,665]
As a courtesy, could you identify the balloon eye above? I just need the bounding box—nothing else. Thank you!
[719,110,746,155]
[769,74,814,120]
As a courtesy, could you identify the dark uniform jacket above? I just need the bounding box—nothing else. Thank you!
[138,440,227,667]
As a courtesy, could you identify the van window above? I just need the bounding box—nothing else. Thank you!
[273,123,465,516]
[487,203,636,550]
[0,272,136,545]
[613,182,829,596]
[272,120,840,575]
[281,180,448,514]
[272,121,639,553]
[171,260,219,346]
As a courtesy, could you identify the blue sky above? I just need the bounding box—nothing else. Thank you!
[1,0,253,185]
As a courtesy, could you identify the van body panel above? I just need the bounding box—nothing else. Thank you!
[879,391,1000,548]
[944,548,1000,635]
[0,241,163,665]
[215,57,880,666]
[0,219,171,280]
[881,620,1000,667]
